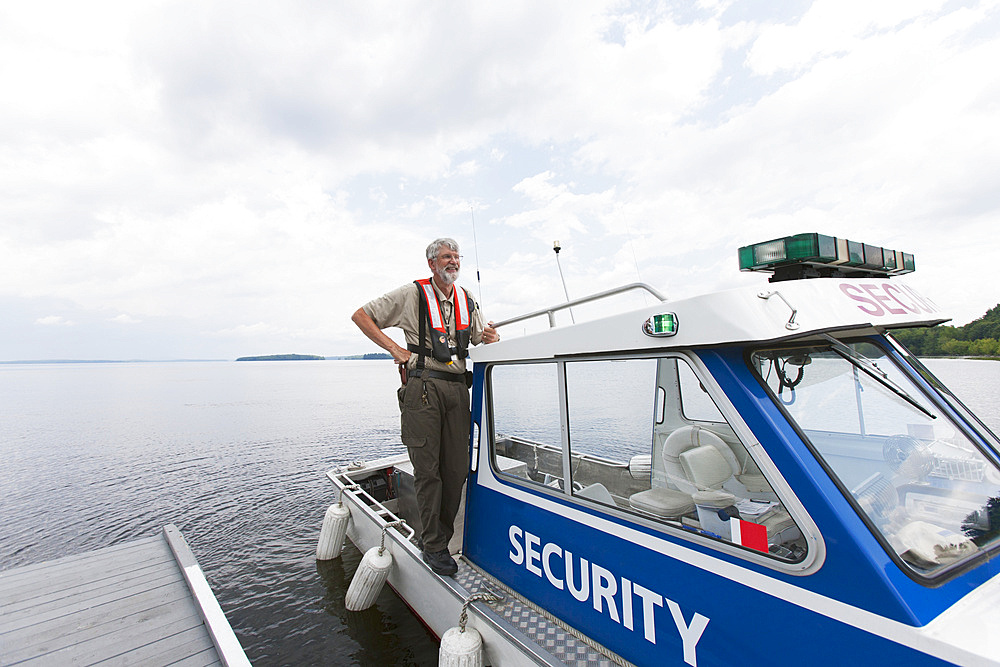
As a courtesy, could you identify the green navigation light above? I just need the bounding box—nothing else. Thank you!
[643,312,679,337]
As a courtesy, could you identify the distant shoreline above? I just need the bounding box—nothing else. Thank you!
[236,353,392,361]
[0,359,229,365]
[236,354,324,362]
[1,355,395,364]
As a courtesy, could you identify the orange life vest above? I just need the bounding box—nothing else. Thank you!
[409,278,474,364]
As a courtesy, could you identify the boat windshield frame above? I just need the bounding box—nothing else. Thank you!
[885,332,1000,448]
[748,334,1000,584]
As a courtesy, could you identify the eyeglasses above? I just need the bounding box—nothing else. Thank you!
[437,253,462,262]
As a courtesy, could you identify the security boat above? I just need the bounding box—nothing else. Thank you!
[321,233,1000,666]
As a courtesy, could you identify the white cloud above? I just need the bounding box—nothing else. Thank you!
[36,315,76,327]
[746,0,951,76]
[1,0,998,360]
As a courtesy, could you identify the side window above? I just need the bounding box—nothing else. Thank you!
[490,363,565,485]
[677,360,724,423]
[564,359,657,506]
[490,356,808,563]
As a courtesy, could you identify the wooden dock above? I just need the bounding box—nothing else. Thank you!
[0,525,250,666]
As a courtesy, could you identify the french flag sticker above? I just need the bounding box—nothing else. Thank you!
[731,519,768,552]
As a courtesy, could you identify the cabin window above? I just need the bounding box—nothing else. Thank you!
[489,362,566,487]
[488,356,809,563]
[751,340,1000,577]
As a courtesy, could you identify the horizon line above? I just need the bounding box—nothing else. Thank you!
[0,354,390,364]
[0,359,232,364]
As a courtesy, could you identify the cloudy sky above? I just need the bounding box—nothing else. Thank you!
[2,0,998,360]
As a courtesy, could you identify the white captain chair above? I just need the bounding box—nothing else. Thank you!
[629,425,740,519]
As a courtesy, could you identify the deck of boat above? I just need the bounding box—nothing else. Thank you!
[452,557,625,667]
[0,524,250,667]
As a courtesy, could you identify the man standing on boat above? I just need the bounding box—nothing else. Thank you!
[351,238,499,576]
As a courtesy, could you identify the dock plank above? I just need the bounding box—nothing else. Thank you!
[25,619,215,666]
[90,629,217,667]
[0,570,185,635]
[0,537,164,584]
[6,608,207,666]
[2,558,178,614]
[3,585,199,659]
[168,652,223,667]
[0,526,249,667]
[1,540,174,604]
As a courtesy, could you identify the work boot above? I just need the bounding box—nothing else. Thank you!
[422,548,458,577]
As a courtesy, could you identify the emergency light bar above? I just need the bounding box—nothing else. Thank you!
[738,233,915,283]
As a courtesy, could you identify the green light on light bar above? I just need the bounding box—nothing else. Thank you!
[642,312,679,337]
[738,233,915,280]
[738,233,837,269]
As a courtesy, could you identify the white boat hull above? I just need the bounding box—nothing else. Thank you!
[333,458,585,666]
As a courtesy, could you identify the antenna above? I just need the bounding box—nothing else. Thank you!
[620,207,649,307]
[470,206,484,307]
[553,240,575,323]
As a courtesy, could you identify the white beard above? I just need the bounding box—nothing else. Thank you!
[436,266,459,286]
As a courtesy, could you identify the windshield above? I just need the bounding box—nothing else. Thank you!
[751,339,1000,578]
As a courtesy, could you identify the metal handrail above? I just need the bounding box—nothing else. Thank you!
[326,468,416,541]
[492,282,667,329]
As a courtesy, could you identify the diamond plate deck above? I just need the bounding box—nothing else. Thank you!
[453,556,631,667]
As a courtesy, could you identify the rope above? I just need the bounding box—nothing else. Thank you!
[337,483,361,504]
[378,520,406,554]
[457,591,502,632]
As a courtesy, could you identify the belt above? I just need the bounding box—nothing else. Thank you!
[410,369,466,383]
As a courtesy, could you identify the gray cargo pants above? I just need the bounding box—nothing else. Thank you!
[398,374,470,553]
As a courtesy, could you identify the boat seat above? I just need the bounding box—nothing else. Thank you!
[662,426,740,495]
[629,426,745,519]
[761,509,800,547]
[629,487,695,518]
[738,473,771,494]
[680,445,732,490]
[576,482,615,505]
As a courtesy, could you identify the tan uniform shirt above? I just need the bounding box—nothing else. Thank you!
[362,279,484,374]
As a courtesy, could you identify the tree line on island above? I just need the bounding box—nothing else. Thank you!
[235,353,392,361]
[894,303,1000,358]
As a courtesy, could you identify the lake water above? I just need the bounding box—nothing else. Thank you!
[0,360,438,666]
[2,358,998,665]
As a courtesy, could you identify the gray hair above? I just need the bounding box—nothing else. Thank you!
[426,237,460,261]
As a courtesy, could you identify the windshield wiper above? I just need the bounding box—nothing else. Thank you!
[820,334,936,420]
